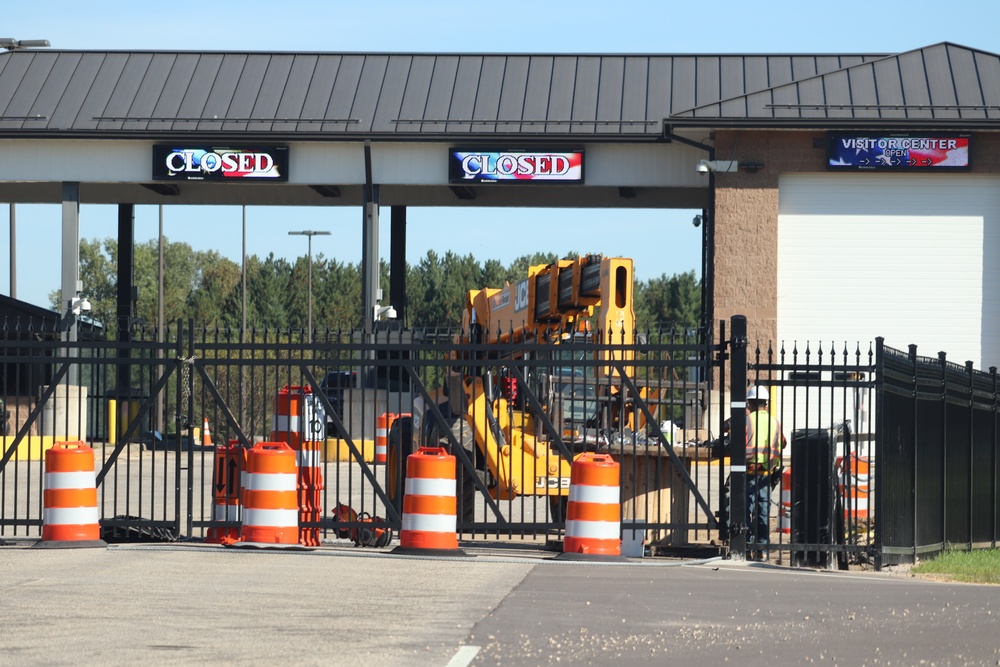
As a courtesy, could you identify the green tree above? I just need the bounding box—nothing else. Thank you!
[313,257,363,329]
[505,252,560,282]
[284,256,310,332]
[407,250,465,327]
[245,253,292,329]
[482,258,508,288]
[634,270,701,330]
[57,236,703,336]
[187,251,242,328]
[131,237,208,329]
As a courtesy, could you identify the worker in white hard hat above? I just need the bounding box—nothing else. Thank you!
[744,385,786,559]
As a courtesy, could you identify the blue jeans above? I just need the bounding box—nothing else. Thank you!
[746,474,771,547]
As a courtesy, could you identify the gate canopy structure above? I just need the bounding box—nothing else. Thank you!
[0,47,884,332]
[0,49,885,206]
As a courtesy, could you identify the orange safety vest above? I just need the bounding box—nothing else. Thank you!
[745,409,784,471]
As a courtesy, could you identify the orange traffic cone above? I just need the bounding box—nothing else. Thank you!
[203,418,213,448]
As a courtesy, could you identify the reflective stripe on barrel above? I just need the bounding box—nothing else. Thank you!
[779,467,792,534]
[399,447,458,550]
[563,453,621,556]
[375,412,390,464]
[837,454,871,520]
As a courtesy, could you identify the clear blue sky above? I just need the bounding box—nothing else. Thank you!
[2,0,997,308]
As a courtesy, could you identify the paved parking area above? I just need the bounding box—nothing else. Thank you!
[3,541,999,666]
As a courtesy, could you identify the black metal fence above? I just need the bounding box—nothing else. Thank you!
[3,316,997,568]
[877,340,1000,565]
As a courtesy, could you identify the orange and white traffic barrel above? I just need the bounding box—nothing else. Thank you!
[393,447,469,556]
[205,440,245,544]
[837,454,870,520]
[271,385,326,448]
[779,467,792,535]
[375,412,390,465]
[238,442,300,546]
[270,385,325,547]
[560,453,622,558]
[37,441,106,548]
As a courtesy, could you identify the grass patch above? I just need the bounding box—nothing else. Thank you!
[912,549,1000,584]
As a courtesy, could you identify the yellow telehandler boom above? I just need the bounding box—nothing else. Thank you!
[405,254,646,513]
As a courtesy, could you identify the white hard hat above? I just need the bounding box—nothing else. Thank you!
[747,386,769,402]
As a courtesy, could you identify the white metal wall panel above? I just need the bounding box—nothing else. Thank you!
[778,173,1000,370]
[0,139,706,188]
[0,140,149,181]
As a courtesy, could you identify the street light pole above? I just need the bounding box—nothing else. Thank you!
[288,230,330,343]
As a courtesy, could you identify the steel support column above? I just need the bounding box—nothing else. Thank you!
[390,206,406,325]
[362,141,380,336]
[117,204,135,393]
[9,203,15,299]
[61,182,80,384]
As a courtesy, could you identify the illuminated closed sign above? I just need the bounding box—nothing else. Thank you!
[827,133,970,171]
[152,145,289,181]
[449,149,584,183]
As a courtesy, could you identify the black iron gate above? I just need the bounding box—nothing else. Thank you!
[0,320,725,552]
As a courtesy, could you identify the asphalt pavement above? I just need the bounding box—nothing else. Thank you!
[2,541,999,666]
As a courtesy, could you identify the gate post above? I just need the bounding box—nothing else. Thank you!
[873,336,885,570]
[730,316,748,559]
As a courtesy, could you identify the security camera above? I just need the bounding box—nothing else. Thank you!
[692,215,703,228]
[696,160,711,174]
[69,296,92,316]
[384,306,397,320]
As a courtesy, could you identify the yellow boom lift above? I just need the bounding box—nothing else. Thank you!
[398,255,651,518]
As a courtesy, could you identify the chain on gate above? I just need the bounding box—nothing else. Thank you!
[176,355,197,431]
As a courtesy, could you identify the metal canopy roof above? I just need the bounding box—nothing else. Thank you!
[0,50,890,141]
[669,43,1000,129]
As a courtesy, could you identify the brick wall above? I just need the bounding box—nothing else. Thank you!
[712,130,829,346]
